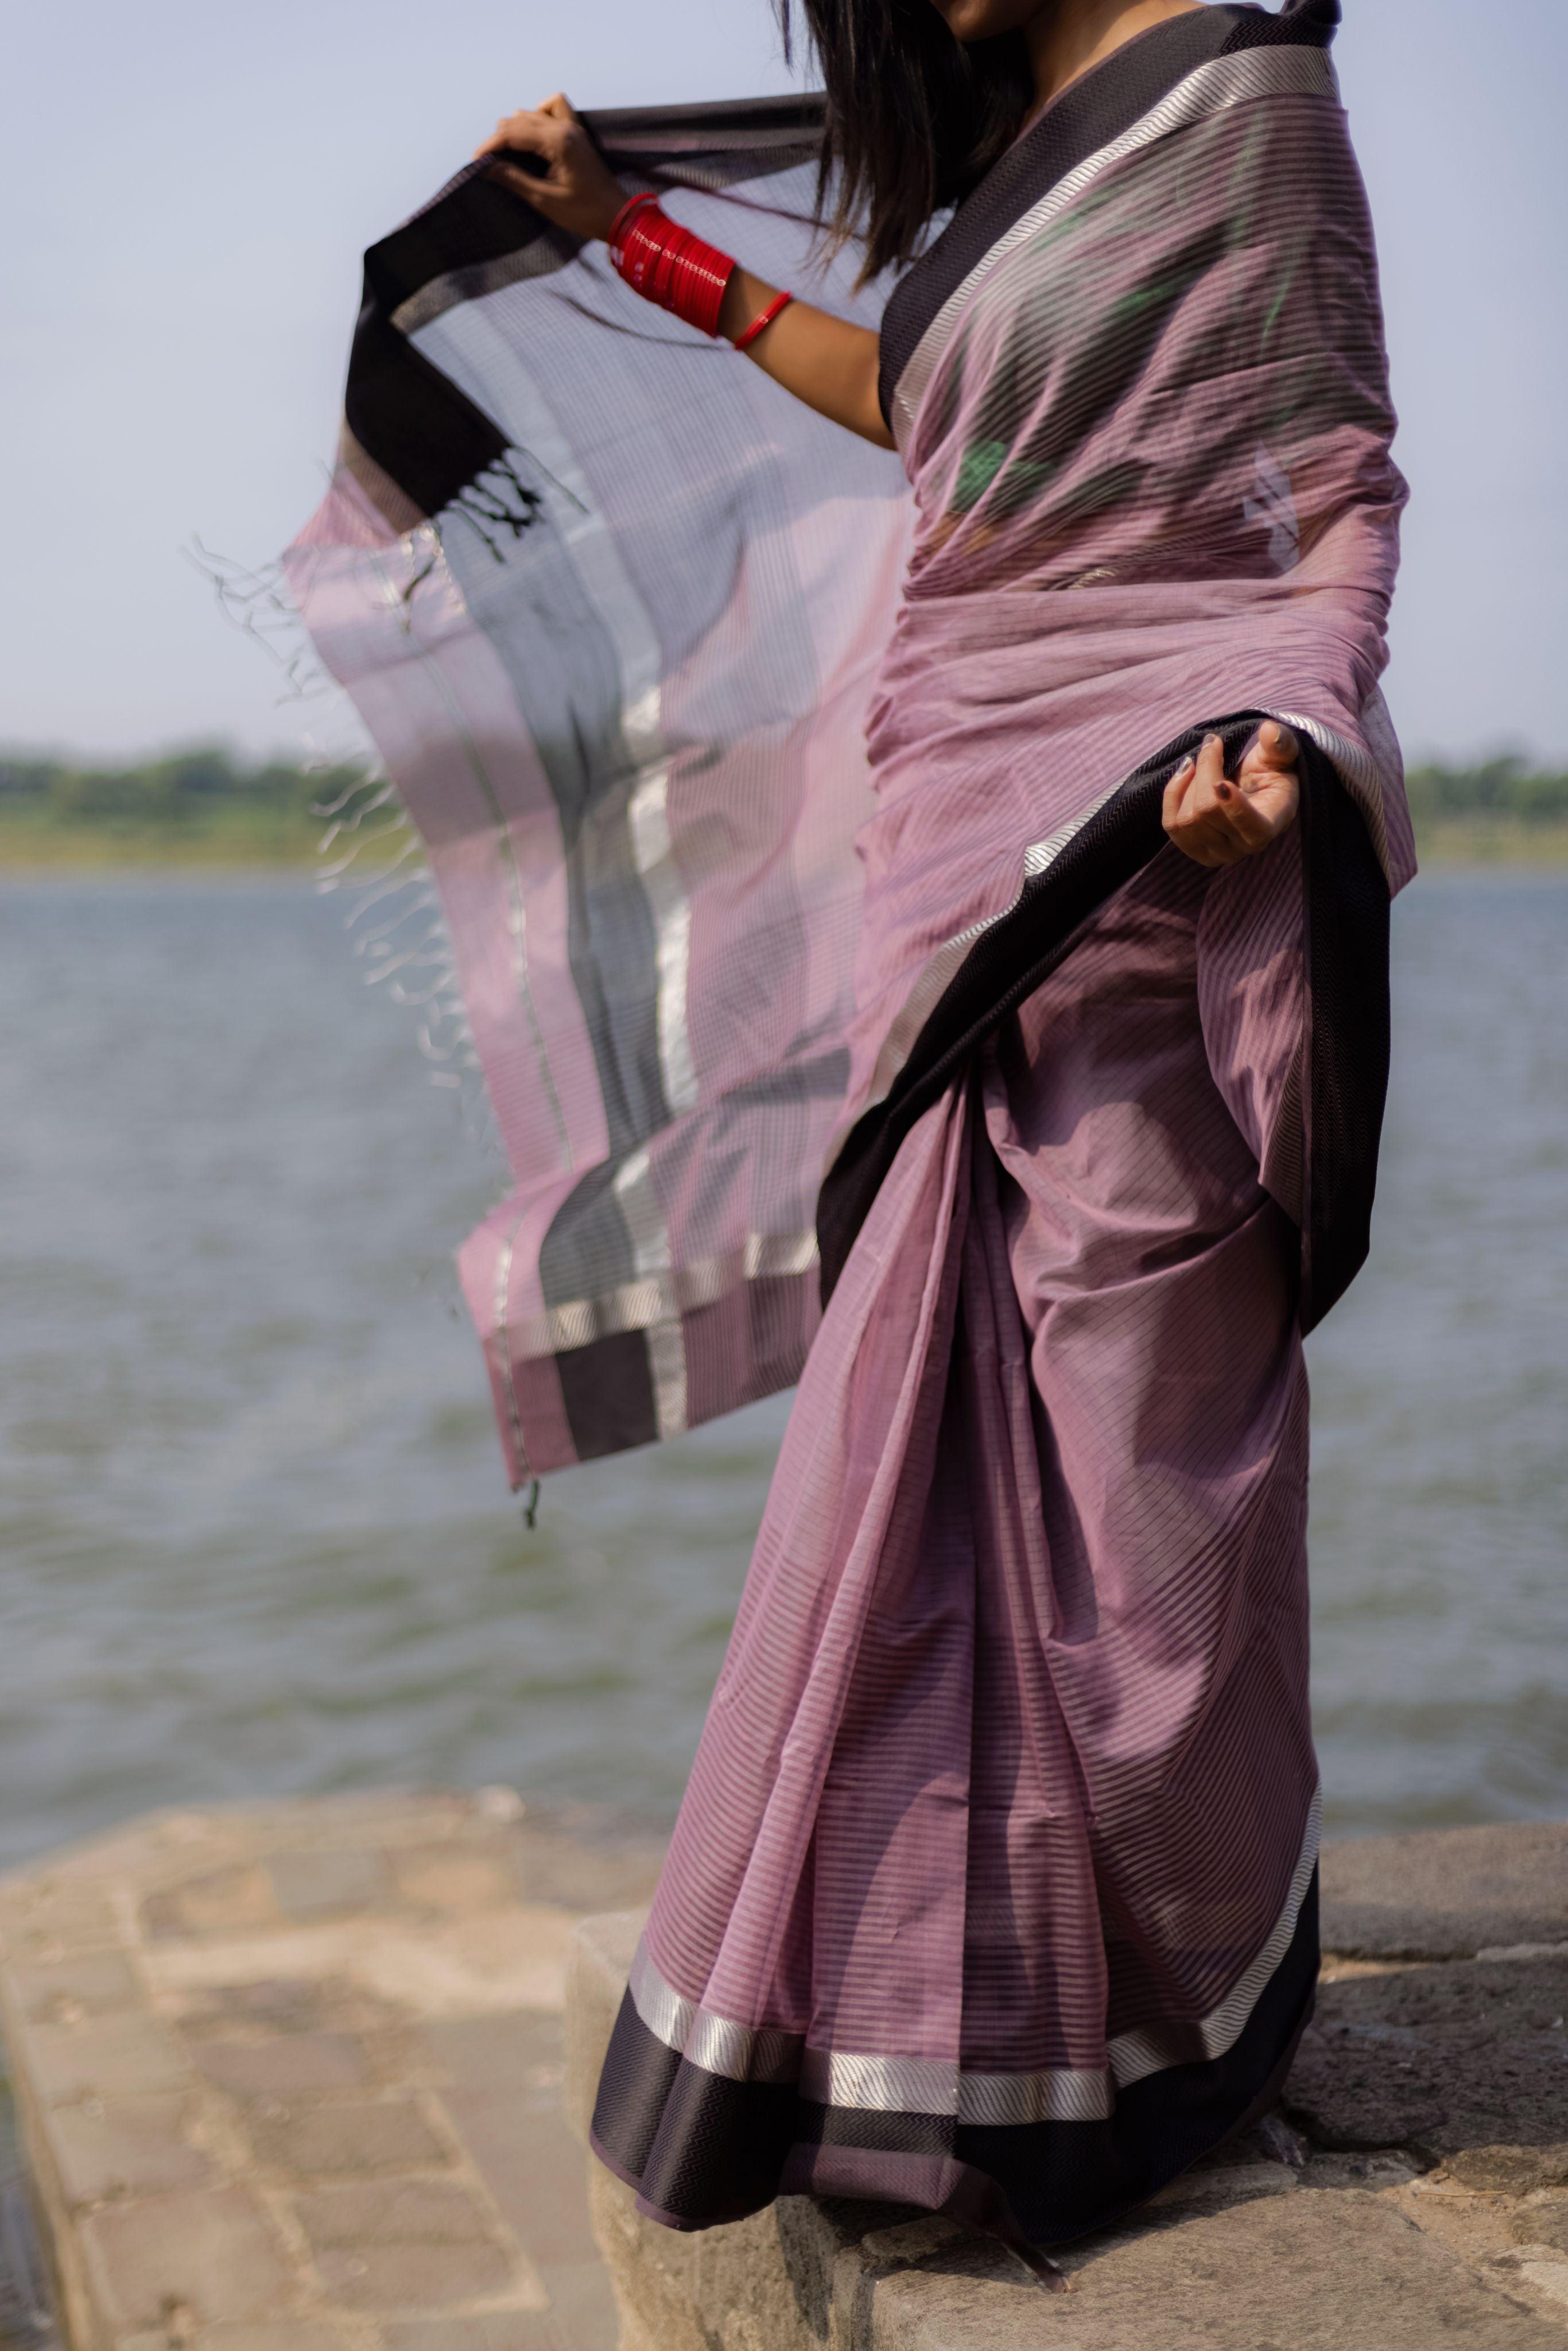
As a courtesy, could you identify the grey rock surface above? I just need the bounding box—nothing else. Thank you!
[0,1791,663,2350]
[1287,1950,1568,2158]
[1321,1821,1568,1961]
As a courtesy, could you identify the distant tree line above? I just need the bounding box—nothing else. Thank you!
[0,747,368,822]
[1402,756,1568,825]
[2,745,1566,828]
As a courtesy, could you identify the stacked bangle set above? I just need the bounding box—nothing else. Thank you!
[608,192,793,351]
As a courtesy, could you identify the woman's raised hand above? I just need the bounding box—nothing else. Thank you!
[473,95,895,449]
[1162,721,1301,867]
[474,95,626,245]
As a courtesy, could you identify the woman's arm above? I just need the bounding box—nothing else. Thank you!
[475,98,1301,859]
[475,96,894,449]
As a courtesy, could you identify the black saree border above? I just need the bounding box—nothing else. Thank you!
[591,1869,1319,2248]
[343,98,826,521]
[876,6,1236,424]
[1298,732,1391,1331]
[814,717,1390,1336]
[555,1328,659,1461]
[876,0,1341,429]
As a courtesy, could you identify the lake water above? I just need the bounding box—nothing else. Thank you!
[2,872,1565,1874]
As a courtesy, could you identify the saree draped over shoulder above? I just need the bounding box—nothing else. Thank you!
[290,0,1408,2252]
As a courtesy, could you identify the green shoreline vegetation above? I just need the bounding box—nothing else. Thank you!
[2,746,1567,870]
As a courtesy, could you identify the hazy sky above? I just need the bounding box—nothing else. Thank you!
[8,0,1566,763]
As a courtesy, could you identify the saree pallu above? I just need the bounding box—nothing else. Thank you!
[289,0,1409,2252]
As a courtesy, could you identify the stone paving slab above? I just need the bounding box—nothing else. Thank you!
[0,1791,662,2351]
[569,1825,1568,2351]
[1321,1820,1568,1961]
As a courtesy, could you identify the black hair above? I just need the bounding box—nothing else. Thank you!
[777,0,1034,279]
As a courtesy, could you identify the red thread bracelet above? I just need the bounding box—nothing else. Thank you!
[733,289,794,352]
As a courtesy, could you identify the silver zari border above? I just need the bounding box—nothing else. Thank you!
[1108,1784,1322,2089]
[891,46,1341,448]
[509,1226,820,1362]
[625,1788,1320,2123]
[1265,706,1394,884]
[628,1942,802,2087]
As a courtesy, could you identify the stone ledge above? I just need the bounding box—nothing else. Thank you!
[6,1805,1567,2349]
[1320,1820,1568,1961]
[566,1819,1568,2350]
[0,1791,664,2351]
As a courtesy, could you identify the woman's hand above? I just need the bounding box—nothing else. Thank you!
[474,94,625,244]
[473,97,895,449]
[1163,721,1301,867]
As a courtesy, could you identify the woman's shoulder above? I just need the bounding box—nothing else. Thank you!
[878,6,1246,426]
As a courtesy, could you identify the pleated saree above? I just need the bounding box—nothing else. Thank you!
[292,0,1409,2254]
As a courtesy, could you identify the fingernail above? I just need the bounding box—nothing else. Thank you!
[1204,733,1222,750]
[1174,754,1194,777]
[1216,781,1232,799]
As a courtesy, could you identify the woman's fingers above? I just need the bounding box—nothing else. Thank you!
[1166,735,1237,865]
[487,156,565,205]
[473,95,624,239]
[472,98,573,168]
[1161,751,1197,832]
[1235,720,1301,845]
[1239,719,1299,778]
[1193,730,1228,801]
[474,110,537,158]
[1163,729,1301,866]
[474,119,560,188]
[1241,766,1301,836]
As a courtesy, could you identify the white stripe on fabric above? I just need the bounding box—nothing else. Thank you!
[407,316,702,1130]
[892,45,1341,446]
[507,1228,818,1360]
[626,1791,1317,2119]
[627,1939,698,2049]
[624,689,700,1119]
[1108,1788,1322,2089]
[366,536,573,1171]
[490,1211,533,1487]
[620,747,697,1127]
[1264,707,1392,883]
[611,1147,689,1438]
[958,2067,1112,2127]
[798,2048,1112,2124]
[800,2049,958,2117]
[1022,778,1124,878]
[627,1944,802,2087]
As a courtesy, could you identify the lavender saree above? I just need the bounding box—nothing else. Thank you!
[290,0,1408,2253]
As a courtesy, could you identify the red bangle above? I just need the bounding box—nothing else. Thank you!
[733,290,794,352]
[609,201,735,339]
[608,191,659,255]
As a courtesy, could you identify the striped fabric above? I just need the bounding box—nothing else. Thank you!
[288,104,911,1480]
[290,0,1408,2254]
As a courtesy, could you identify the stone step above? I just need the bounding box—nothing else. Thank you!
[565,1819,1568,2350]
[5,1802,1565,2349]
[0,1791,664,2350]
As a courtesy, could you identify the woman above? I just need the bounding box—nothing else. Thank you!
[297,0,1408,2279]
